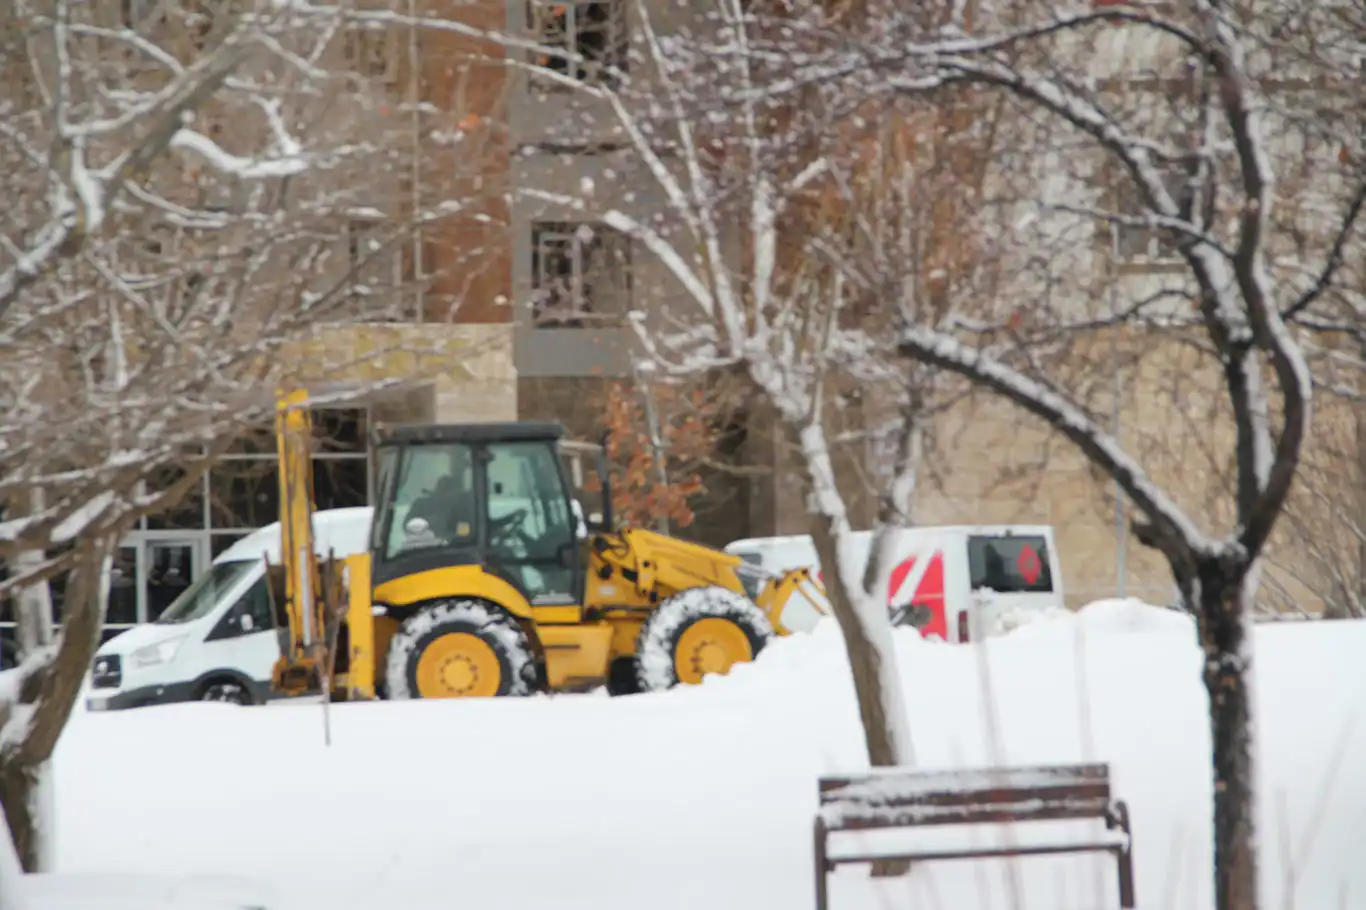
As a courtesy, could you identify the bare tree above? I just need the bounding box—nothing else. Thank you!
[725,2,1366,907]
[510,2,1012,820]
[0,0,503,873]
[513,0,912,773]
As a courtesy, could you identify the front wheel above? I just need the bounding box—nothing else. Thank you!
[386,599,539,700]
[634,587,774,692]
[201,680,253,705]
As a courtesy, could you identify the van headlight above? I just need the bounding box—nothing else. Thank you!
[131,636,186,668]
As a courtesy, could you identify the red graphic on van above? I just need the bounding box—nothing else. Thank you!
[814,551,948,639]
[1017,545,1042,586]
[890,552,947,639]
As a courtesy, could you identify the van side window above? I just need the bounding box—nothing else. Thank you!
[205,575,275,642]
[968,535,1053,593]
[239,577,274,632]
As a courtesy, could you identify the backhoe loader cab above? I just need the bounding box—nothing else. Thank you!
[370,421,589,613]
[272,401,829,702]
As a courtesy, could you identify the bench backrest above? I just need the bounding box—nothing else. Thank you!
[818,763,1112,830]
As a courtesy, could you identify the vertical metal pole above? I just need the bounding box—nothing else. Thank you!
[299,545,314,648]
[633,362,671,535]
[135,539,148,625]
[1357,340,1366,616]
[407,0,424,323]
[1110,225,1127,598]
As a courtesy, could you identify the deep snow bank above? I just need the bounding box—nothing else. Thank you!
[51,600,1366,910]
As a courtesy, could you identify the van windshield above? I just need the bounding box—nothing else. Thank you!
[154,560,258,625]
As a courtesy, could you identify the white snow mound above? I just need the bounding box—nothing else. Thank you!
[50,601,1366,910]
[1073,597,1196,635]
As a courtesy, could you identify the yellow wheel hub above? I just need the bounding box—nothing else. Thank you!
[414,632,502,698]
[674,618,754,685]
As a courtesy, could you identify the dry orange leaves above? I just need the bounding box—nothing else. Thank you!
[584,380,720,529]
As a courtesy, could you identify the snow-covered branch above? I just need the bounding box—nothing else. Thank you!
[0,0,513,872]
[898,323,1216,558]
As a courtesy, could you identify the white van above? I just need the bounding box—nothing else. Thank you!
[725,524,1065,641]
[85,507,374,711]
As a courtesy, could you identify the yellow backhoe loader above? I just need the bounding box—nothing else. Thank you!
[267,390,826,700]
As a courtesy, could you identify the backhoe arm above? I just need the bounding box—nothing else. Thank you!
[270,389,327,696]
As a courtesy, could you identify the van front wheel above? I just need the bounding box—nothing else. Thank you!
[200,680,253,705]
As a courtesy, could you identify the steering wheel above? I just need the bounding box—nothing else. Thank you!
[488,507,532,551]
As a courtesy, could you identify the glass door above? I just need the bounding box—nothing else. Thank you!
[106,545,140,633]
[142,538,204,623]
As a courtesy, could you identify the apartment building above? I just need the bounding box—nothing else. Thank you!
[4,2,1344,666]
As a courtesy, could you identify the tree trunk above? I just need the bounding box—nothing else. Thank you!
[1196,562,1260,910]
[0,799,27,910]
[811,521,903,764]
[0,537,113,873]
[0,762,45,874]
[808,518,913,878]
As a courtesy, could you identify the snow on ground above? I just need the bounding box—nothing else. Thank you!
[49,599,1366,910]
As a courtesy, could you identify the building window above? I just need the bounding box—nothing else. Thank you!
[208,407,370,532]
[345,220,408,304]
[529,221,632,328]
[210,459,282,530]
[343,21,401,84]
[143,465,207,530]
[526,0,628,86]
[120,0,150,27]
[1111,166,1192,262]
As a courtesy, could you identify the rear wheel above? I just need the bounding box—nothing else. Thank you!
[606,657,641,696]
[634,587,774,692]
[386,600,538,700]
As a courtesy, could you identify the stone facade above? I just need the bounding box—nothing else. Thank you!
[282,323,518,425]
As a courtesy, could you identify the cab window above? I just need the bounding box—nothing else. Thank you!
[384,443,477,558]
[967,535,1053,593]
[484,441,574,558]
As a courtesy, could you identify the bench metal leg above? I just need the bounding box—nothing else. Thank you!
[1116,845,1136,908]
[1108,800,1137,909]
[814,816,830,910]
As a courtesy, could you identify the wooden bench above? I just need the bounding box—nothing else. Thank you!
[813,762,1136,910]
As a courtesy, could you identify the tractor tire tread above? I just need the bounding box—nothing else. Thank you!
[385,599,538,700]
[634,586,773,692]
